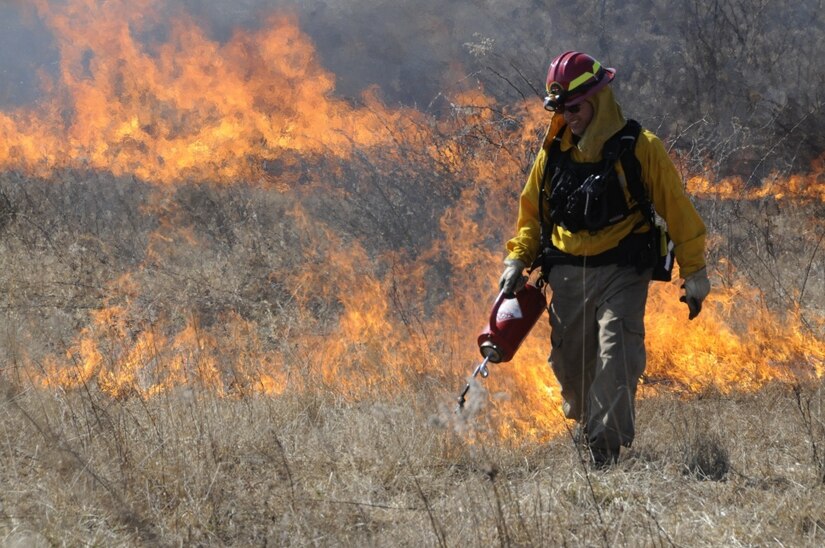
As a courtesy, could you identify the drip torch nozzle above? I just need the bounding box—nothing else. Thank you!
[455,355,492,412]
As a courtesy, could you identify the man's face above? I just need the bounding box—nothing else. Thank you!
[563,100,594,136]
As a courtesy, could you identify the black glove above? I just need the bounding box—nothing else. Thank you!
[680,266,711,320]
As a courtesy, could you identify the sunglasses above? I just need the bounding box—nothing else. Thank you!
[543,98,582,114]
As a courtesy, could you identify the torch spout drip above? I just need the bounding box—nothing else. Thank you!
[455,355,492,412]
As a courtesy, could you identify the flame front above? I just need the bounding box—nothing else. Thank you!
[7,1,824,442]
[3,0,405,182]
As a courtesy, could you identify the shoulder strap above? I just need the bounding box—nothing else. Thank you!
[607,120,654,226]
[541,125,565,184]
[538,125,566,235]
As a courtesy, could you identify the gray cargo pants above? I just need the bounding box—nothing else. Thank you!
[546,263,652,450]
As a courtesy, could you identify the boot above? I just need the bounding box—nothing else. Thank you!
[589,445,619,469]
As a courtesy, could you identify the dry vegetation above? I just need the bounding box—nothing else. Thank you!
[3,381,825,545]
[0,171,822,546]
[0,0,824,546]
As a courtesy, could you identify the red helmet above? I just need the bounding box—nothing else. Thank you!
[544,51,615,111]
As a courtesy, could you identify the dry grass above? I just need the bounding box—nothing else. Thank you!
[1,3,823,544]
[2,379,825,546]
[0,166,823,545]
[0,87,822,544]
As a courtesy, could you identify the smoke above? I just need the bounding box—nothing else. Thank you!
[0,4,58,107]
[174,0,556,107]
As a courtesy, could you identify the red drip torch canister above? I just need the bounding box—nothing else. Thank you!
[477,283,547,363]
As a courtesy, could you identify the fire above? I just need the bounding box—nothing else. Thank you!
[34,286,289,399]
[645,280,824,392]
[7,1,825,442]
[4,0,405,182]
[686,162,825,203]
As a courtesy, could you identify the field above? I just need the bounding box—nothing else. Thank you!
[1,173,823,546]
[2,371,825,545]
[2,0,825,546]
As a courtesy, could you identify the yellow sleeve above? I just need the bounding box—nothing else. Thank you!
[636,130,707,277]
[504,149,546,266]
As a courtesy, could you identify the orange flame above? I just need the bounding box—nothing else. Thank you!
[2,1,410,182]
[687,165,825,203]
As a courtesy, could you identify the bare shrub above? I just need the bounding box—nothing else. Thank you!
[683,431,730,481]
[793,384,825,483]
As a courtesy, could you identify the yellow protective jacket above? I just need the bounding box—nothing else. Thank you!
[505,89,706,277]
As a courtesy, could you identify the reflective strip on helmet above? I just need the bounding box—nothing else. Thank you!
[568,60,602,92]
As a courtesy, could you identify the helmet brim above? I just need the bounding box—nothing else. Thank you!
[565,68,615,106]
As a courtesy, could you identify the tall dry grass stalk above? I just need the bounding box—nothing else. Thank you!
[2,375,825,545]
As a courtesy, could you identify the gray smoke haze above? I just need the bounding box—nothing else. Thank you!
[0,4,58,107]
[1,0,823,174]
[180,0,558,107]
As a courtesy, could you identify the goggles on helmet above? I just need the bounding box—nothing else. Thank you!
[543,82,566,112]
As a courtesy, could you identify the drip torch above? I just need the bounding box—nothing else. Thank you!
[456,280,547,411]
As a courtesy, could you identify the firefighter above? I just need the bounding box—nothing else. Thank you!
[499,51,710,468]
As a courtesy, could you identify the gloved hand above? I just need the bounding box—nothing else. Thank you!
[680,266,710,320]
[498,259,526,296]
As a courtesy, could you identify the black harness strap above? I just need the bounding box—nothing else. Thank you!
[536,127,564,251]
[614,120,654,227]
[532,120,656,272]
